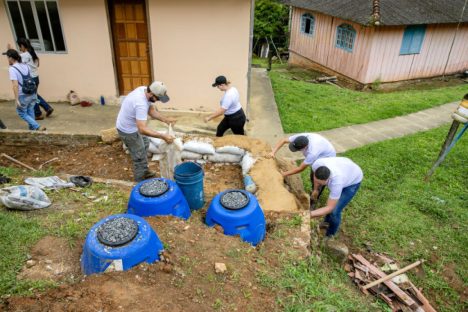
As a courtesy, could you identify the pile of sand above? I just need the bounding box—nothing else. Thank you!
[250,159,299,212]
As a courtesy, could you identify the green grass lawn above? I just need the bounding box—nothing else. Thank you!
[299,125,467,311]
[0,168,126,296]
[265,63,467,133]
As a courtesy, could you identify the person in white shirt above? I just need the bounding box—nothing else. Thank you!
[116,81,176,181]
[310,157,363,237]
[271,133,336,207]
[204,75,246,137]
[12,38,54,120]
[4,49,44,131]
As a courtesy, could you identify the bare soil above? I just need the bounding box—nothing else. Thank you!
[4,212,308,312]
[1,142,310,311]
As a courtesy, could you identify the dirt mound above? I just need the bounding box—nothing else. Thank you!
[250,159,299,212]
[18,236,80,283]
[5,213,309,312]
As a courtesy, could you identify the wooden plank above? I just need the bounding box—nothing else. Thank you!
[352,254,417,308]
[408,282,437,312]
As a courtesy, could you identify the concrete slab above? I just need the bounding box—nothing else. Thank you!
[0,101,217,136]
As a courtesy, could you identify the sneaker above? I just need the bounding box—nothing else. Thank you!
[35,115,44,120]
[46,108,54,117]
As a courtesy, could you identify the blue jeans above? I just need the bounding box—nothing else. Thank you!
[16,94,40,130]
[32,77,53,117]
[325,182,361,237]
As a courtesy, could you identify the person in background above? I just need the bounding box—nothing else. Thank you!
[116,81,176,182]
[204,75,246,137]
[4,49,44,131]
[9,38,54,120]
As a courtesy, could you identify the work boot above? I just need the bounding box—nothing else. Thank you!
[35,115,44,120]
[46,108,54,117]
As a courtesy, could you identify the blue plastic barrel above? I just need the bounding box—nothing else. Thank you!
[174,162,205,210]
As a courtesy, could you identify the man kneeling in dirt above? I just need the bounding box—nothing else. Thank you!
[271,133,336,206]
[310,157,363,238]
[116,81,176,181]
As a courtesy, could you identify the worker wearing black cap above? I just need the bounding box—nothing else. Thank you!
[271,133,336,206]
[204,75,246,137]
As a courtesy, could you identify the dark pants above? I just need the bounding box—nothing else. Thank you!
[325,183,361,237]
[216,108,246,137]
[32,77,53,117]
[118,129,150,182]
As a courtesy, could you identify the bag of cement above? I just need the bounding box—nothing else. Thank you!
[215,146,245,156]
[159,125,182,178]
[241,153,257,175]
[25,176,75,190]
[67,90,81,106]
[0,185,51,210]
[183,140,215,155]
[147,137,168,154]
[207,152,242,163]
[181,151,204,160]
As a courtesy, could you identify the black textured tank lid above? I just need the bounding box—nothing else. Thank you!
[97,217,139,247]
[220,190,250,210]
[139,179,169,197]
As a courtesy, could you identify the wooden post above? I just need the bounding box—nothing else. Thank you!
[426,121,467,180]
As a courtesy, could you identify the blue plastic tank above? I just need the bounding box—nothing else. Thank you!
[80,214,163,275]
[205,190,266,246]
[174,162,205,210]
[127,178,191,220]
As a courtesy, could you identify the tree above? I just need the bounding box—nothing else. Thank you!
[254,0,289,53]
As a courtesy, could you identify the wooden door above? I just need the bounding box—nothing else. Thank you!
[109,0,151,95]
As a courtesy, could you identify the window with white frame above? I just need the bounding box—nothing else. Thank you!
[301,13,315,36]
[336,24,356,52]
[6,0,66,52]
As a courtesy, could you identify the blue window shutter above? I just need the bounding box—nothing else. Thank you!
[400,25,426,54]
[409,25,426,53]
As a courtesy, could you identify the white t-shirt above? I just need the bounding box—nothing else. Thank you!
[8,63,31,96]
[20,51,39,78]
[221,87,242,115]
[312,157,363,200]
[289,133,336,165]
[116,86,151,134]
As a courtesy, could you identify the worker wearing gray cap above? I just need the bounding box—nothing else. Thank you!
[116,81,176,182]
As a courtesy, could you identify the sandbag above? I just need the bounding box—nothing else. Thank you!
[241,153,257,176]
[0,185,51,210]
[25,176,75,189]
[215,146,245,156]
[181,151,204,160]
[148,137,168,154]
[207,152,242,163]
[159,125,182,178]
[67,90,81,106]
[183,140,215,155]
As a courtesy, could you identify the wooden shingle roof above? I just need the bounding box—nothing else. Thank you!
[281,0,468,26]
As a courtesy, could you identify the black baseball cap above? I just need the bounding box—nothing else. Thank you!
[2,49,19,59]
[212,75,227,87]
[289,136,309,152]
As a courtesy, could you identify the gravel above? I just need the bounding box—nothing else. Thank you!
[139,179,169,197]
[220,191,249,210]
[97,217,139,247]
